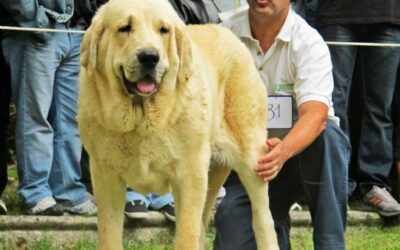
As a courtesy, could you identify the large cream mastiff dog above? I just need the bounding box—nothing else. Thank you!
[78,0,278,249]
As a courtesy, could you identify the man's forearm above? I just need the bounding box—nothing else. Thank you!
[280,101,328,159]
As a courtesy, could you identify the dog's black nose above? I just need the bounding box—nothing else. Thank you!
[137,49,160,68]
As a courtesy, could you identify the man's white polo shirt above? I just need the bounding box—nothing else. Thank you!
[222,7,339,125]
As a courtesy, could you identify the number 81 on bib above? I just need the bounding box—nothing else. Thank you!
[267,96,293,129]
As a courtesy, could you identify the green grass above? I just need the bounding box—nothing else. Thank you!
[2,165,23,215]
[294,226,400,250]
[1,226,400,249]
[6,165,17,180]
[0,231,213,250]
[2,166,400,249]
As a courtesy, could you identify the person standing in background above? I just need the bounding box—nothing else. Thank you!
[0,5,12,214]
[394,69,400,200]
[316,0,400,217]
[1,0,98,215]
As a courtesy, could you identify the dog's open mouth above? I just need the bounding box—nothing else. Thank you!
[121,67,158,96]
[136,78,156,94]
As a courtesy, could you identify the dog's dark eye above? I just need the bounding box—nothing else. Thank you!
[118,24,132,34]
[160,26,169,34]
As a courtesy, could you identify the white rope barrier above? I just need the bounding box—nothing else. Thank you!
[0,25,85,34]
[0,25,400,47]
[325,41,400,48]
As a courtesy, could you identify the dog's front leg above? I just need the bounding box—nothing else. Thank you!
[172,162,208,250]
[91,162,126,250]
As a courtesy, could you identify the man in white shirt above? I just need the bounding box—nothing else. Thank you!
[214,1,350,249]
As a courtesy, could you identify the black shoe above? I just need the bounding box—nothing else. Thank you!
[125,200,149,219]
[33,204,64,216]
[159,202,176,222]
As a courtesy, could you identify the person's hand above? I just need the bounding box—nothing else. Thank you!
[255,138,290,182]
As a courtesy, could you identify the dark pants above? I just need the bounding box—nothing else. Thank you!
[394,69,400,162]
[80,148,93,194]
[214,120,350,250]
[317,23,400,195]
[0,39,11,196]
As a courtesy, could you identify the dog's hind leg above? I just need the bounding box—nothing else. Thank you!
[235,167,279,250]
[200,165,231,248]
[202,165,231,228]
[91,162,126,250]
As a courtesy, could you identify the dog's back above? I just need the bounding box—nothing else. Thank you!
[187,24,268,166]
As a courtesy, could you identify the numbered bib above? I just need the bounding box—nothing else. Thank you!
[267,96,293,129]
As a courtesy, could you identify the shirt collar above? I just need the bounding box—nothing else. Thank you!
[236,10,254,42]
[276,7,294,42]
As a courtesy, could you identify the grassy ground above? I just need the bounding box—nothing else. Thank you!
[2,165,23,215]
[1,226,400,250]
[2,165,400,249]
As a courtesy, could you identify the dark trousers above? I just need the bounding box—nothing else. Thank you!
[0,40,11,195]
[394,69,400,162]
[318,23,400,195]
[214,120,350,250]
[80,148,93,194]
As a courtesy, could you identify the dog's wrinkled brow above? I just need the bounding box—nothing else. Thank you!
[124,16,133,29]
[117,16,134,33]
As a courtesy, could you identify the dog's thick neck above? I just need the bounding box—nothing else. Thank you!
[132,95,144,107]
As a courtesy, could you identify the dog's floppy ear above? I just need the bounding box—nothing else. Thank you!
[174,22,194,83]
[80,6,106,74]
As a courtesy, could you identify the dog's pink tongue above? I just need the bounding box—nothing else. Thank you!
[136,79,156,93]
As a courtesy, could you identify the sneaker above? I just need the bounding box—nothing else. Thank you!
[29,197,64,216]
[159,202,176,222]
[65,199,97,216]
[86,192,96,204]
[0,199,7,215]
[289,202,303,211]
[363,185,400,217]
[125,200,149,219]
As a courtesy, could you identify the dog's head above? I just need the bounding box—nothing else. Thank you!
[81,0,194,98]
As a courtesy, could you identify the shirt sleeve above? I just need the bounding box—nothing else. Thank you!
[292,30,334,109]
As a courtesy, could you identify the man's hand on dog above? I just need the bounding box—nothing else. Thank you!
[255,138,289,182]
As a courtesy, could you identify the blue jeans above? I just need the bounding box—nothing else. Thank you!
[214,120,350,250]
[2,24,87,207]
[126,188,173,210]
[317,24,400,195]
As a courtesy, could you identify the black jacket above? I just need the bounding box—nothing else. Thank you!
[168,0,220,24]
[74,0,220,26]
[316,0,400,25]
[0,0,220,37]
[73,0,108,27]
